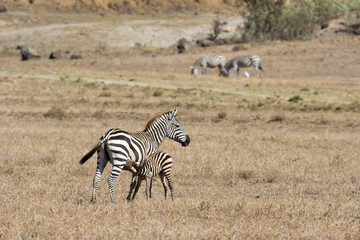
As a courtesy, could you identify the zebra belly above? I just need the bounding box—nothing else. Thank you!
[237,63,251,68]
[106,138,146,165]
[206,63,217,68]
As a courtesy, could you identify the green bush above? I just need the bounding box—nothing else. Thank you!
[288,95,303,102]
[153,90,163,97]
[240,0,351,41]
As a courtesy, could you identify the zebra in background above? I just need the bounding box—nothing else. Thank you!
[190,55,226,76]
[79,109,190,203]
[126,151,174,201]
[223,55,263,78]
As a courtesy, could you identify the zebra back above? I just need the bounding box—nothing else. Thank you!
[191,55,226,75]
[224,55,262,76]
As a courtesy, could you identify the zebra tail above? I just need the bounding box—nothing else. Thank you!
[79,129,115,165]
[79,143,100,165]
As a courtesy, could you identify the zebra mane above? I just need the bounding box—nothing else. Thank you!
[144,111,172,131]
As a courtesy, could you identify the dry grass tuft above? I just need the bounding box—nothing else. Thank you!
[267,114,285,123]
[43,107,67,120]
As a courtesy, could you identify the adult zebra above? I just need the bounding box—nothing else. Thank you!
[79,109,190,203]
[190,55,226,76]
[223,55,263,78]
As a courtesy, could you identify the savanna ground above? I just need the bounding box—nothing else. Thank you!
[0,8,360,239]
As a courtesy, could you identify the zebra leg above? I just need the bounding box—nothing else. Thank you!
[131,177,143,200]
[107,163,124,203]
[159,172,168,200]
[202,66,206,74]
[254,65,262,78]
[145,176,152,201]
[218,66,222,76]
[126,175,137,201]
[165,173,174,200]
[91,148,108,203]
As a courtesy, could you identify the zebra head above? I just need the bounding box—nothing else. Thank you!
[190,66,198,76]
[220,69,228,77]
[166,109,190,147]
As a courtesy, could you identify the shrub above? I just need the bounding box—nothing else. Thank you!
[134,42,146,50]
[153,90,163,97]
[239,0,350,41]
[229,33,240,42]
[334,106,342,112]
[217,112,227,119]
[72,77,82,84]
[43,107,67,120]
[97,42,107,51]
[288,95,303,102]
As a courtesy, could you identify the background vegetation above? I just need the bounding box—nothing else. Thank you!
[240,0,360,41]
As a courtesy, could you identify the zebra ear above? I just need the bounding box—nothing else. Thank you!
[169,109,177,119]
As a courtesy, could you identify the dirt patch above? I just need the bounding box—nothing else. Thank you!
[0,0,237,14]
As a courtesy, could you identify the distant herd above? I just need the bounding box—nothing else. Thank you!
[15,46,262,78]
[190,54,263,78]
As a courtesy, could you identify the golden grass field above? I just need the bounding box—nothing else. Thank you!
[0,9,360,239]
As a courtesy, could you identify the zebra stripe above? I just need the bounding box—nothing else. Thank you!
[79,109,190,203]
[224,55,263,78]
[126,151,174,201]
[190,55,226,76]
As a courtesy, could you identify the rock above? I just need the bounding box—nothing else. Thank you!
[49,50,62,59]
[16,45,40,61]
[70,54,82,60]
[196,39,214,47]
[176,38,189,54]
[0,5,7,13]
[321,23,329,29]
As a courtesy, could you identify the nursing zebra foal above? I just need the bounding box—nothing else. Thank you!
[190,55,226,76]
[126,151,174,201]
[223,55,263,78]
[79,109,190,203]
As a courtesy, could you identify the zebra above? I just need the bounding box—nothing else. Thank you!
[190,55,226,76]
[126,151,174,201]
[79,109,190,203]
[223,55,263,78]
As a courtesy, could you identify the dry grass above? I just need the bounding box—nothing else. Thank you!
[0,10,360,240]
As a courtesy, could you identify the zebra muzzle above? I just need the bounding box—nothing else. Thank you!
[181,135,190,147]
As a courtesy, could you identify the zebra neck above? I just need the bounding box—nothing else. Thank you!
[193,60,202,68]
[143,113,170,147]
[145,126,166,146]
[225,63,232,71]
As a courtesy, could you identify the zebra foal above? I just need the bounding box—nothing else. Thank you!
[79,109,190,203]
[223,55,263,78]
[190,55,226,76]
[126,151,174,201]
